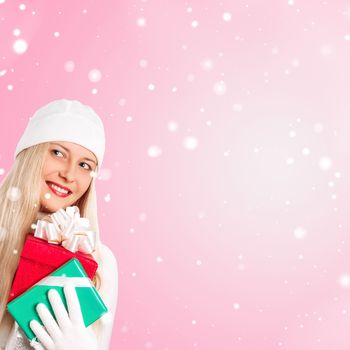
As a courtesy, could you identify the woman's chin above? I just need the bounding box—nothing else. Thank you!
[40,202,63,213]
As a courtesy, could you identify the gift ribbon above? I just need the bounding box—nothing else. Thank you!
[34,276,93,288]
[33,206,96,254]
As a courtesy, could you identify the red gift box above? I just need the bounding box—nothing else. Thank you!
[7,234,98,303]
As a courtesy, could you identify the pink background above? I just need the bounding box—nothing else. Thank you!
[2,0,350,349]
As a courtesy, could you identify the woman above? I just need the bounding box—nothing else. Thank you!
[0,99,118,349]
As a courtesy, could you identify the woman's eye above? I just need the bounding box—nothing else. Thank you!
[52,149,64,157]
[80,162,91,170]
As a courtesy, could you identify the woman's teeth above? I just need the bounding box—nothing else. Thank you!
[48,183,69,194]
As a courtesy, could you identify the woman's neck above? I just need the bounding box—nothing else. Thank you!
[36,210,52,220]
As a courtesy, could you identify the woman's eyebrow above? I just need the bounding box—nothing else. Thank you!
[51,142,69,152]
[82,157,97,165]
[51,142,97,165]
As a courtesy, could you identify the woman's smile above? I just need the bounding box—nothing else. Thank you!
[45,181,72,198]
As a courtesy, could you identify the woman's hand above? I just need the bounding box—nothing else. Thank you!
[29,282,99,350]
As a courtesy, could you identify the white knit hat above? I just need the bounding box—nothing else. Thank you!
[14,99,105,171]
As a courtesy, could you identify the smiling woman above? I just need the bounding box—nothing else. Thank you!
[0,99,118,350]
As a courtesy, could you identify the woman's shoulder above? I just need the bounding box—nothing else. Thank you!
[100,242,118,276]
[96,242,118,346]
[98,242,118,303]
[99,242,118,270]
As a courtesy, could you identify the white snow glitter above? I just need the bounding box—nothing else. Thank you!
[302,148,310,155]
[222,12,232,22]
[139,213,147,222]
[200,58,213,71]
[64,60,75,72]
[97,168,112,181]
[318,156,332,171]
[137,17,146,27]
[13,28,21,37]
[191,20,199,28]
[88,69,102,82]
[233,303,240,310]
[213,81,227,95]
[0,226,6,240]
[183,136,198,150]
[118,98,127,106]
[167,121,178,132]
[6,187,21,202]
[294,226,306,239]
[13,39,28,54]
[139,59,148,68]
[147,145,162,158]
[339,274,350,288]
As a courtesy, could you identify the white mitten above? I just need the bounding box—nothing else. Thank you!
[29,283,98,350]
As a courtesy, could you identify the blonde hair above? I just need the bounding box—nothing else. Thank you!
[0,142,105,342]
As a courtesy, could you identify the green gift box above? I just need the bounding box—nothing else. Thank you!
[7,257,108,342]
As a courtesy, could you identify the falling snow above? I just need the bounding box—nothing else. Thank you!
[0,226,6,240]
[13,39,28,54]
[64,60,75,72]
[88,69,102,82]
[183,136,198,150]
[147,145,162,158]
[318,156,332,171]
[213,80,227,95]
[167,121,178,132]
[200,58,214,71]
[137,17,146,27]
[222,12,232,22]
[294,227,307,239]
[339,274,350,288]
[1,2,350,348]
[6,187,21,202]
[147,83,155,91]
[97,168,112,181]
[13,29,21,37]
[139,59,148,68]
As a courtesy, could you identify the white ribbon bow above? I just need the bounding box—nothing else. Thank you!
[33,206,96,254]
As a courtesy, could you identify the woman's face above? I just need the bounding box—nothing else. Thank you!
[40,141,97,213]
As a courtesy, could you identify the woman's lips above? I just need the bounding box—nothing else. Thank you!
[46,181,72,198]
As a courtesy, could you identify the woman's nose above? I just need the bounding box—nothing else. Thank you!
[58,163,76,182]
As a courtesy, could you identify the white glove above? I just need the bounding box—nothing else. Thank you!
[29,282,99,350]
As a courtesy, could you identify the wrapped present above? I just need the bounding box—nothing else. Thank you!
[8,206,98,303]
[8,235,98,302]
[7,257,108,342]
